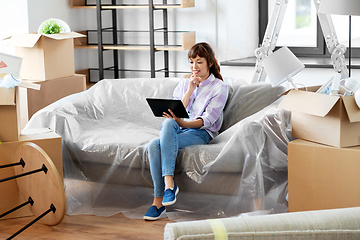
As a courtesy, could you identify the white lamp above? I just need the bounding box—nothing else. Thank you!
[318,0,360,77]
[262,46,305,90]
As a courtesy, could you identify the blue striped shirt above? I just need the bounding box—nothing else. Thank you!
[173,74,229,138]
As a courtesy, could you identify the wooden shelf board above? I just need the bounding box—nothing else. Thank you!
[78,45,191,51]
[74,31,195,51]
[156,46,188,51]
[71,6,96,9]
[103,45,150,50]
[74,45,98,49]
[93,5,188,9]
[102,5,148,9]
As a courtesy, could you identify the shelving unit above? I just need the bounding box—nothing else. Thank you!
[71,0,195,82]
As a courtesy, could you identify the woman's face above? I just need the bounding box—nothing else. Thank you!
[189,55,210,81]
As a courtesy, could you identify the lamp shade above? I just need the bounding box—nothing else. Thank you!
[263,46,305,86]
[318,0,360,16]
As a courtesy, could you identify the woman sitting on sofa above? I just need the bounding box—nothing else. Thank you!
[144,42,229,220]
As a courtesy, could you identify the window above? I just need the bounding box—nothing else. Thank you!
[259,0,360,58]
[332,15,360,49]
[272,0,317,48]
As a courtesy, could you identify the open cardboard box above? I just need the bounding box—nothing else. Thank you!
[278,86,360,148]
[5,32,85,80]
[288,139,360,212]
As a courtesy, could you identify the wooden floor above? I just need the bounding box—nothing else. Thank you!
[0,213,172,239]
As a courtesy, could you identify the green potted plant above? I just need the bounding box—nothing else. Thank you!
[38,18,71,34]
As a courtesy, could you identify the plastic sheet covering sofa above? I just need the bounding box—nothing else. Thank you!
[164,207,360,240]
[24,77,293,220]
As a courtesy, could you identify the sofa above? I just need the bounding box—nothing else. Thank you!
[164,206,360,239]
[24,77,293,220]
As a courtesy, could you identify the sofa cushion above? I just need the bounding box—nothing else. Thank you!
[221,81,286,132]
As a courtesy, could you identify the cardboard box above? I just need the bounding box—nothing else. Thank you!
[278,86,360,147]
[18,74,86,128]
[6,32,84,80]
[0,87,21,142]
[288,139,360,212]
[0,128,62,220]
[0,82,40,142]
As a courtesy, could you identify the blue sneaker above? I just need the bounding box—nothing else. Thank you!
[162,184,179,206]
[143,205,166,221]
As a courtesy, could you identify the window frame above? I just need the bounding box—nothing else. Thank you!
[258,0,360,58]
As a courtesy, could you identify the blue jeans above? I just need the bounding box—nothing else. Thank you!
[146,118,212,197]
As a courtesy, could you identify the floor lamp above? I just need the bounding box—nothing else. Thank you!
[318,0,360,77]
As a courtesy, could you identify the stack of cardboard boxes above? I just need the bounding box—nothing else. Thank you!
[0,32,85,220]
[5,32,87,128]
[279,86,360,212]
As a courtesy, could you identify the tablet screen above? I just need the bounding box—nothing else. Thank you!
[146,98,189,118]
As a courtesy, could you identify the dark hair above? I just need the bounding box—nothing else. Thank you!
[188,42,223,81]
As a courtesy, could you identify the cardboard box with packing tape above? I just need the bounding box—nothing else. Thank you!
[278,86,360,148]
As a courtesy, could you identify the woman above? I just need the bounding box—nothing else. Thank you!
[144,42,228,220]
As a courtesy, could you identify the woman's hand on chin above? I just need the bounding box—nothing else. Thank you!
[189,74,200,88]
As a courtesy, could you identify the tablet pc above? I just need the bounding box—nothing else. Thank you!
[146,98,189,118]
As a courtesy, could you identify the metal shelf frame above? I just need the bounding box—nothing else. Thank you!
[95,0,172,80]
